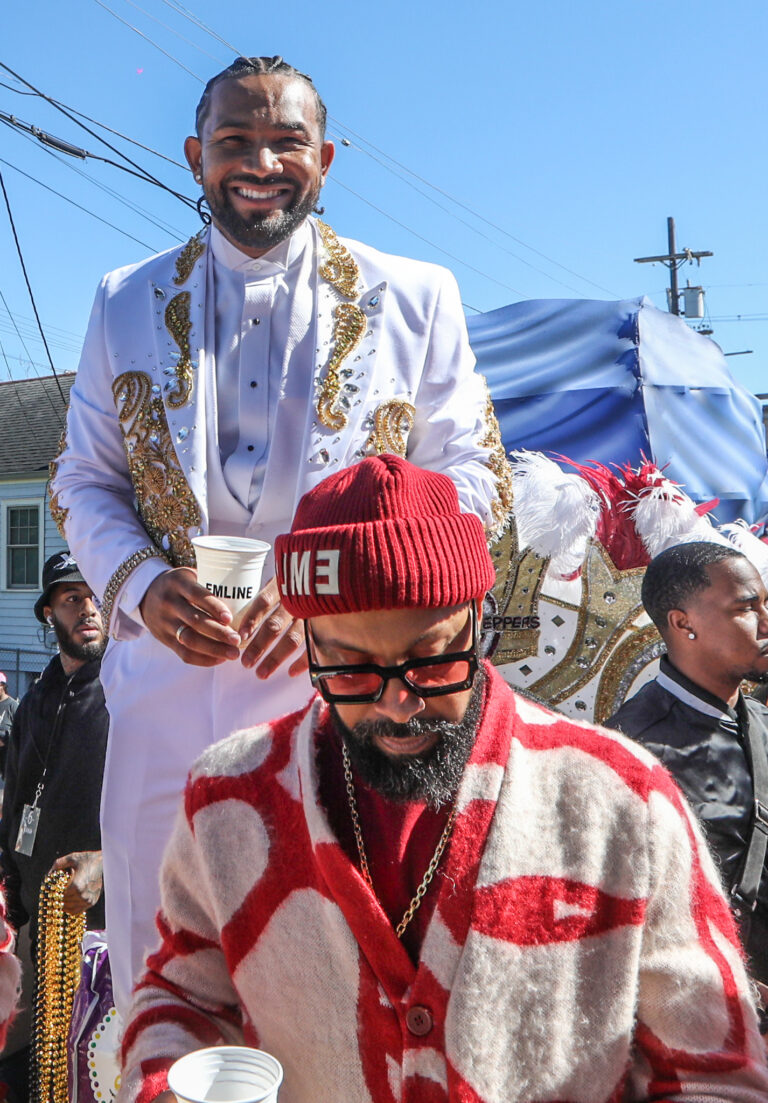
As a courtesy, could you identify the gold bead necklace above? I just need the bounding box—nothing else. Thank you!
[342,743,457,938]
[30,870,86,1103]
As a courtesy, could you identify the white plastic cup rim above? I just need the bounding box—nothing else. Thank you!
[192,538,270,582]
[168,1046,283,1103]
[192,536,271,555]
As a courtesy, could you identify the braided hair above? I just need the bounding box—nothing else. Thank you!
[641,541,745,633]
[195,56,327,138]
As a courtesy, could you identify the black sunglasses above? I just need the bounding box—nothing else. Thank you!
[304,604,478,704]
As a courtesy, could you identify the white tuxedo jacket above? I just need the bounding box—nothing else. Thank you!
[53,220,506,635]
[50,219,510,1010]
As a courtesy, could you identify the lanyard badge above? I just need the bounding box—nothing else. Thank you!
[15,779,44,857]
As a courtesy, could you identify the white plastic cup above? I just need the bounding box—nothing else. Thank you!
[168,1045,283,1103]
[192,536,271,631]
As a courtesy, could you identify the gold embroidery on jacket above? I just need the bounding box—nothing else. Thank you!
[164,292,194,409]
[48,427,69,538]
[112,371,200,566]
[162,231,205,407]
[173,231,206,287]
[318,220,360,297]
[367,400,416,457]
[315,221,365,431]
[479,381,514,534]
[317,302,367,431]
[101,545,167,637]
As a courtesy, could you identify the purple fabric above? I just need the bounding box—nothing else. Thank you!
[68,932,118,1101]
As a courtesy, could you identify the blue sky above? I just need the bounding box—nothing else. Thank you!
[1,0,766,394]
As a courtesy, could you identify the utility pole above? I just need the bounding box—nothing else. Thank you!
[634,217,713,316]
[668,218,679,314]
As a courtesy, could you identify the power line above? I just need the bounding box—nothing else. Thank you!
[0,318,81,357]
[0,156,159,250]
[120,0,223,63]
[328,178,526,298]
[0,290,48,376]
[82,3,531,300]
[58,107,188,170]
[0,339,66,427]
[4,8,628,320]
[0,302,85,353]
[0,61,197,210]
[328,125,620,298]
[0,109,192,200]
[0,170,67,408]
[91,0,204,82]
[329,127,588,297]
[158,0,240,55]
[80,3,529,301]
[0,79,37,97]
[0,77,188,170]
[0,112,87,158]
[0,116,186,240]
[0,336,44,437]
[38,144,185,240]
[0,295,66,431]
[1,351,62,374]
[133,0,618,299]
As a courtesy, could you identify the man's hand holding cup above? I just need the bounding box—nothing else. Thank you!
[140,567,242,666]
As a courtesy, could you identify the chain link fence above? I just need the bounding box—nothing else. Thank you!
[0,648,52,700]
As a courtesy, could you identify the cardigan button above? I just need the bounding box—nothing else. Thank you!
[406,1006,433,1036]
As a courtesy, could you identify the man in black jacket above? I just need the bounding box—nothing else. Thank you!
[0,551,108,950]
[607,541,768,1010]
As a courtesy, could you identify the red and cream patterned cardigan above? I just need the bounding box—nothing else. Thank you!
[0,888,19,1051]
[119,666,768,1103]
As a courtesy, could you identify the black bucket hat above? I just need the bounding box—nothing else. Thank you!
[34,551,87,624]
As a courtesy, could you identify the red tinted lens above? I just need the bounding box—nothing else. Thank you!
[405,659,472,689]
[320,671,384,698]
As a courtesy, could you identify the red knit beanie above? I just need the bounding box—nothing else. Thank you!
[276,456,495,617]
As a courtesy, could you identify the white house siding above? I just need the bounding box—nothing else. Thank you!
[0,477,64,697]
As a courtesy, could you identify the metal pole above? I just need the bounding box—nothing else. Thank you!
[667,217,679,315]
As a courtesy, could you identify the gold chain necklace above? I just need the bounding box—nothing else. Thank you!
[31,870,86,1103]
[342,743,458,939]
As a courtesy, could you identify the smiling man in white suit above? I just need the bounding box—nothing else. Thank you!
[50,55,511,1012]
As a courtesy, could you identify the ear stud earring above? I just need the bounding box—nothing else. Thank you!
[688,632,696,640]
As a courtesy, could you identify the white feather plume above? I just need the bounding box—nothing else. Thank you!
[509,451,601,576]
[630,477,730,559]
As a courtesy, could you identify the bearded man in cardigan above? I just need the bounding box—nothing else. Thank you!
[119,456,768,1103]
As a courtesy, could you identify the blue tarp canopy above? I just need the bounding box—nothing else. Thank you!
[469,295,768,523]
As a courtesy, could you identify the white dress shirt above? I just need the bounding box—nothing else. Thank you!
[210,221,313,510]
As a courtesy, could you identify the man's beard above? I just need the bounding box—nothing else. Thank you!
[332,669,486,810]
[51,616,106,664]
[204,175,320,252]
